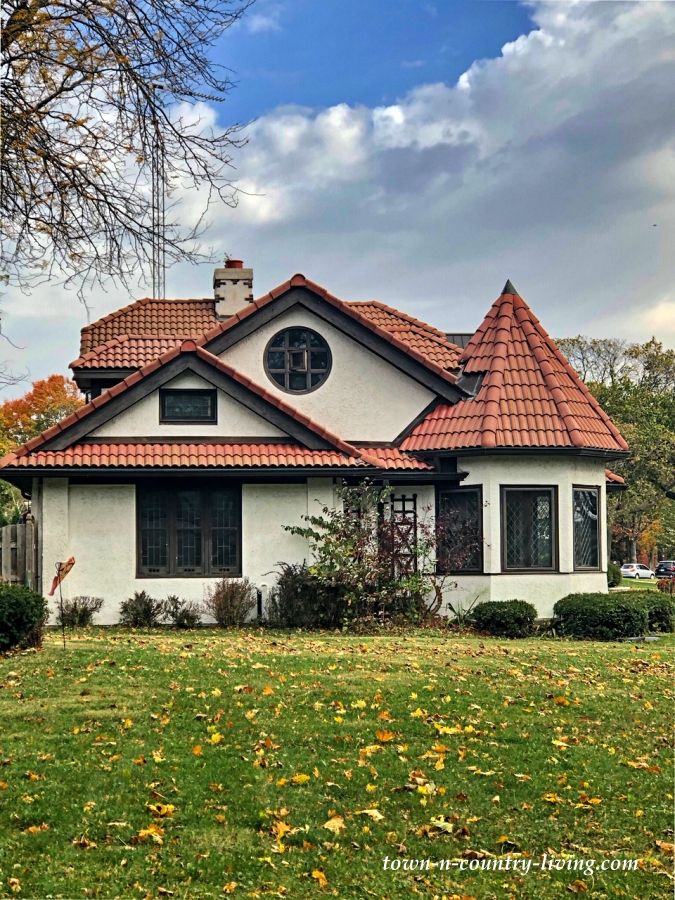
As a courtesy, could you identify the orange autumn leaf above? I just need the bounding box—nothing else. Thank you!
[375,729,395,743]
[311,869,328,889]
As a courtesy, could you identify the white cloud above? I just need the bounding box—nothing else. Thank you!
[3,0,673,395]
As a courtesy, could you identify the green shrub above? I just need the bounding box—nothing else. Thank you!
[163,595,201,629]
[203,578,256,627]
[0,584,48,651]
[118,591,164,627]
[632,591,674,633]
[56,595,104,627]
[553,593,648,640]
[468,599,537,638]
[607,562,622,588]
[267,563,347,629]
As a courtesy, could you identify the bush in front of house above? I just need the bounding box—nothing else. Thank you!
[0,584,49,651]
[163,595,201,629]
[468,599,537,638]
[656,577,674,596]
[607,562,622,588]
[118,590,165,627]
[630,590,674,633]
[56,595,104,627]
[202,578,256,627]
[553,593,648,641]
[266,562,347,629]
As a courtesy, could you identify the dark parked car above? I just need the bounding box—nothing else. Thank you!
[655,560,675,578]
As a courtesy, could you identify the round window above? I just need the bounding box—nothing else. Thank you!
[264,327,332,393]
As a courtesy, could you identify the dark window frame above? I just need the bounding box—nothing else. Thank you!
[264,327,332,394]
[137,483,241,578]
[159,389,217,424]
[572,484,601,571]
[436,485,484,574]
[500,485,559,573]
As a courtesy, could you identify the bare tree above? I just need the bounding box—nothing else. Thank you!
[1,0,251,297]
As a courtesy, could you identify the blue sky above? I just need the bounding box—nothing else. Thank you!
[218,1,534,121]
[2,1,673,393]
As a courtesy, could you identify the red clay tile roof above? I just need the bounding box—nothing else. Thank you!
[349,301,461,369]
[605,468,626,485]
[199,274,461,389]
[75,284,462,375]
[2,442,431,472]
[79,298,217,354]
[402,284,628,453]
[71,335,183,370]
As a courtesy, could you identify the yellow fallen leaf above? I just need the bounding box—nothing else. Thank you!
[356,808,384,821]
[323,815,345,834]
[192,745,203,756]
[311,869,328,889]
[291,773,311,785]
[147,803,175,818]
[223,883,238,895]
[210,732,224,745]
[24,822,49,833]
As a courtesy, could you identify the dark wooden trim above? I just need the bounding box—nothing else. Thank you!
[82,436,294,445]
[436,484,484,575]
[500,484,559,573]
[136,482,242,578]
[572,484,601,572]
[159,388,217,424]
[203,287,468,403]
[391,398,442,446]
[35,354,337,453]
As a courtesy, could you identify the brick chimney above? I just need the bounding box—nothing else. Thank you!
[213,259,253,318]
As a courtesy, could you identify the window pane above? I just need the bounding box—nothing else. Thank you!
[505,489,553,569]
[176,491,202,569]
[265,328,331,393]
[310,349,329,369]
[162,390,215,422]
[289,372,306,391]
[211,491,239,570]
[140,490,168,570]
[288,329,306,348]
[574,489,599,568]
[438,489,481,571]
[267,350,285,369]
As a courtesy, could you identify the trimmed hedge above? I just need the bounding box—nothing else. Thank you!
[607,562,622,588]
[469,599,537,638]
[634,591,675,633]
[553,593,648,640]
[0,584,49,651]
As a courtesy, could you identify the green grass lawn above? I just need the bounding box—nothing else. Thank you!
[0,629,673,899]
[618,579,660,592]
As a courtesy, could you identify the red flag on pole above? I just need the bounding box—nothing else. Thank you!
[49,557,75,596]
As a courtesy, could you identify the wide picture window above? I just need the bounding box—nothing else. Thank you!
[138,486,240,576]
[502,486,557,571]
[573,487,600,569]
[265,327,331,393]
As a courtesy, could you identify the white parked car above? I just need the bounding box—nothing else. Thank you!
[621,563,655,580]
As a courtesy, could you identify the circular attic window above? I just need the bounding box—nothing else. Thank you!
[264,327,332,394]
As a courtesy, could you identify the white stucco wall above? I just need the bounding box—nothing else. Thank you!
[37,477,335,625]
[36,456,609,624]
[221,307,435,442]
[91,372,285,439]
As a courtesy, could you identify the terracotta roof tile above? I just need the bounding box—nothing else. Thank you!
[402,285,628,453]
[71,335,183,370]
[3,442,432,472]
[79,298,218,354]
[605,468,625,485]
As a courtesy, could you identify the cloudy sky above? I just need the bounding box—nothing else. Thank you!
[2,0,673,395]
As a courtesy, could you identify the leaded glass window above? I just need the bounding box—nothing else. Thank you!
[573,487,600,569]
[437,487,483,573]
[160,389,217,423]
[502,487,557,571]
[137,485,240,576]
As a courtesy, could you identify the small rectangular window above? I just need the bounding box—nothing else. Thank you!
[437,487,483,573]
[159,389,217,423]
[502,486,557,571]
[573,487,600,569]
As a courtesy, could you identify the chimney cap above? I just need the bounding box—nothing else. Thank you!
[225,259,243,269]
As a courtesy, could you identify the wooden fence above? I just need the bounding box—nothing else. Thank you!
[0,520,38,590]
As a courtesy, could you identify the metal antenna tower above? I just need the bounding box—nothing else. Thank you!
[150,107,166,300]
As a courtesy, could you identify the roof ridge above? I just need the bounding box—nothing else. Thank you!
[479,295,512,448]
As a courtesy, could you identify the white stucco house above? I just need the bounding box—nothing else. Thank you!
[0,262,628,622]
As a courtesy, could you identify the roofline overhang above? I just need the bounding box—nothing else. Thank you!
[410,446,630,461]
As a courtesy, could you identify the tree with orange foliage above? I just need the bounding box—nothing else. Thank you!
[0,375,84,451]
